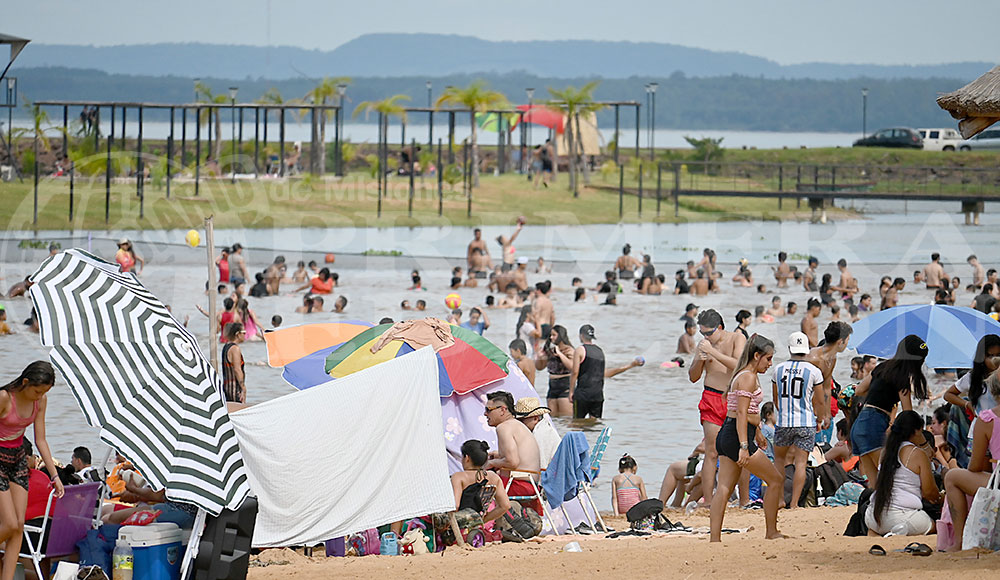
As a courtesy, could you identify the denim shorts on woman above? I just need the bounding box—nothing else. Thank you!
[849,406,890,456]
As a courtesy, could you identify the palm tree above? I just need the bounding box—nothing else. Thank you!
[303,76,350,175]
[435,81,508,188]
[547,81,605,197]
[194,82,228,162]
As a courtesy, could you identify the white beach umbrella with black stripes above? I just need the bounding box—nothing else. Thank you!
[28,249,250,515]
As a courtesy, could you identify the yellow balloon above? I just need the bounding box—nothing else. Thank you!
[185,229,200,247]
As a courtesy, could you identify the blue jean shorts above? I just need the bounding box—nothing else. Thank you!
[849,406,890,456]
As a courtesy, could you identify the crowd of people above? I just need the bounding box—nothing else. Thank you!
[6,227,1000,555]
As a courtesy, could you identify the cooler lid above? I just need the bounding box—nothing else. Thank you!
[119,523,185,546]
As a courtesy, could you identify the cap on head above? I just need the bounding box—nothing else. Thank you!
[580,324,596,339]
[685,303,699,313]
[517,256,529,265]
[788,331,810,355]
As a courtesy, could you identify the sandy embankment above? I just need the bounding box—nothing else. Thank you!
[246,505,1000,580]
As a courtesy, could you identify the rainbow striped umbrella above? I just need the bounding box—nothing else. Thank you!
[263,321,373,389]
[324,323,509,396]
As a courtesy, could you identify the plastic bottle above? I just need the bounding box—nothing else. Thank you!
[112,540,133,580]
[562,541,583,552]
[685,501,698,516]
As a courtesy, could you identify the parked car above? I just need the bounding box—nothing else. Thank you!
[918,128,962,151]
[853,128,923,149]
[958,128,1000,151]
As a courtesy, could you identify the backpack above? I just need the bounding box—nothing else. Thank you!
[844,488,874,536]
[782,464,817,507]
[814,461,849,498]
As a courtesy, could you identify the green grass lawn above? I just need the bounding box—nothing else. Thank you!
[0,172,847,231]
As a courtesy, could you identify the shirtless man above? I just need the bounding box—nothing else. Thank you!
[688,309,746,504]
[830,258,858,302]
[532,281,555,328]
[690,269,710,296]
[467,228,491,275]
[805,321,853,429]
[923,253,947,290]
[968,255,985,288]
[496,223,523,272]
[802,257,818,292]
[509,339,536,386]
[801,298,822,347]
[511,257,530,291]
[765,296,785,318]
[614,244,642,281]
[773,251,792,288]
[677,322,697,354]
[881,277,905,310]
[483,390,542,513]
[263,255,286,295]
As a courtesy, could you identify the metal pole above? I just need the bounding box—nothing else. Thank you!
[333,105,340,176]
[195,106,201,196]
[614,104,620,166]
[94,106,100,152]
[638,163,643,217]
[437,138,443,216]
[181,108,187,167]
[427,81,433,147]
[448,111,455,164]
[120,106,126,152]
[409,138,416,217]
[253,107,259,177]
[279,108,285,177]
[656,163,662,216]
[33,131,38,225]
[673,162,681,218]
[137,106,144,219]
[650,83,658,161]
[778,165,783,209]
[62,106,68,161]
[377,112,383,218]
[167,107,174,198]
[634,105,640,158]
[463,139,471,218]
[205,216,219,371]
[231,96,236,183]
[497,112,505,174]
[106,106,113,224]
[238,108,243,145]
[618,164,624,220]
[69,156,74,223]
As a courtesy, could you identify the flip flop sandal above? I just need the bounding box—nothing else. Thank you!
[903,542,932,556]
[869,544,886,556]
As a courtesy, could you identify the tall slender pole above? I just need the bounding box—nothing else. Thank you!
[377,112,383,218]
[195,106,201,196]
[861,88,869,138]
[167,107,174,198]
[634,104,640,158]
[230,90,237,183]
[408,138,416,217]
[137,106,144,219]
[614,104,620,165]
[253,107,260,177]
[181,108,187,167]
[279,108,285,177]
[205,216,219,371]
[106,106,114,224]
[427,81,433,147]
[649,82,658,161]
[437,138,443,216]
[62,106,68,161]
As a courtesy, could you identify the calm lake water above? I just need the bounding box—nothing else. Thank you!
[0,209,985,507]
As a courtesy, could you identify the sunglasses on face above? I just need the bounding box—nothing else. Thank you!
[484,405,504,414]
[700,327,717,337]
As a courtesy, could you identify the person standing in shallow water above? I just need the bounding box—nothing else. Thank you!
[688,309,746,506]
[0,361,65,580]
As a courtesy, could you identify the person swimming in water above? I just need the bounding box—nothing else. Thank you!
[615,244,642,281]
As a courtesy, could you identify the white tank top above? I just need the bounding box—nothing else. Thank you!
[887,442,924,511]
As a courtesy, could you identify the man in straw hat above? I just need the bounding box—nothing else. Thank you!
[515,397,560,469]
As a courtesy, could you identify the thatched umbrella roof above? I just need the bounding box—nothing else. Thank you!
[937,65,1000,138]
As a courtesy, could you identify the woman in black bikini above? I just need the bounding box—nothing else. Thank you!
[535,325,575,416]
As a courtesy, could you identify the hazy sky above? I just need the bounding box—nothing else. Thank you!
[9,0,999,65]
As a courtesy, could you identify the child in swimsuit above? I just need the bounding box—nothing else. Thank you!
[611,454,647,516]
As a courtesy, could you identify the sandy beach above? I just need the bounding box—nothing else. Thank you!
[246,506,1000,579]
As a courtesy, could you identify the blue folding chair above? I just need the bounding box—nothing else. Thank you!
[578,426,612,532]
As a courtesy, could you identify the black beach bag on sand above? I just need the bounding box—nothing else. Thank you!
[844,488,874,536]
[626,499,688,532]
[783,464,818,507]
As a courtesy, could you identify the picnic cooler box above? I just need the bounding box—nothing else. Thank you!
[119,523,185,580]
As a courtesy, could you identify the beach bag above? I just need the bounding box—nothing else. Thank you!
[844,488,874,537]
[814,461,849,498]
[782,464,817,508]
[962,468,1000,550]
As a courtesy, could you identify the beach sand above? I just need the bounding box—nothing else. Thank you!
[246,506,999,579]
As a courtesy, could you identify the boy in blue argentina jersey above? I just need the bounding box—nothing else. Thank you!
[771,331,827,509]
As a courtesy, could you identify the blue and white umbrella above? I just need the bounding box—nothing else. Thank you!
[848,304,1000,369]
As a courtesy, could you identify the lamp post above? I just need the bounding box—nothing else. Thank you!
[861,87,869,138]
[193,78,201,166]
[229,86,238,183]
[6,78,14,158]
[426,80,433,148]
[336,83,347,176]
[525,87,535,148]
[648,82,658,161]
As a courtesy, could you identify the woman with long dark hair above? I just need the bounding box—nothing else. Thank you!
[710,334,785,542]
[534,325,574,416]
[0,362,64,580]
[943,334,1000,417]
[864,410,941,536]
[850,335,929,487]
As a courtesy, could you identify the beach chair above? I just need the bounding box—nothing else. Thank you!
[19,481,102,579]
[578,426,612,533]
[504,470,559,536]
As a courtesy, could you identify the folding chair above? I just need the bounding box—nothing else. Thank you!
[504,470,559,535]
[19,481,103,579]
[577,426,612,533]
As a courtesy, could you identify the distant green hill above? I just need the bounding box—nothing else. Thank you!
[9,67,963,132]
[11,33,991,82]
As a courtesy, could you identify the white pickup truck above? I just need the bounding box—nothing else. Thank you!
[917,128,962,151]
